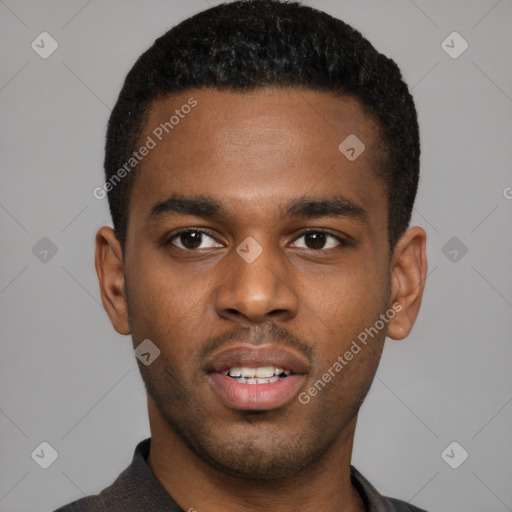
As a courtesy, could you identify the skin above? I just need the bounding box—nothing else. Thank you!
[95,87,427,512]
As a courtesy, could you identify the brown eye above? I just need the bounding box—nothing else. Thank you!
[304,232,327,249]
[169,229,221,250]
[178,231,202,249]
[291,231,344,250]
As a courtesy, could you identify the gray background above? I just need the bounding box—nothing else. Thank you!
[1,0,511,511]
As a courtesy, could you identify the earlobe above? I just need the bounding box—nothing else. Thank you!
[386,226,427,341]
[94,226,131,335]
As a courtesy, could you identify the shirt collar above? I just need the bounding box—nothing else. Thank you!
[102,438,405,511]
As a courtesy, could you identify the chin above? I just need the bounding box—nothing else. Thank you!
[193,439,319,479]
[175,417,331,479]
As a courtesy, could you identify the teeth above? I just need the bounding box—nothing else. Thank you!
[224,366,293,382]
[240,367,255,378]
[255,366,275,378]
[230,375,282,385]
[229,368,242,377]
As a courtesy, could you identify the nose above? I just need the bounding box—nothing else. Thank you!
[214,238,299,324]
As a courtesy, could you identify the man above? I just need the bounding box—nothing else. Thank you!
[56,0,428,510]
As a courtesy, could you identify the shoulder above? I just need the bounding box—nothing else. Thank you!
[350,465,430,512]
[51,440,146,512]
[51,438,180,512]
[386,497,430,512]
[52,495,105,512]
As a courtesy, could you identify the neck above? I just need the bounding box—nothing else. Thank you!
[147,399,365,512]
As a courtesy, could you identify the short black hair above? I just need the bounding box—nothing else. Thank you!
[104,0,420,251]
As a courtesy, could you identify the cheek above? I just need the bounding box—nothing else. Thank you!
[303,263,386,323]
[127,242,200,308]
[297,264,389,374]
[304,275,386,401]
[125,248,228,372]
[125,248,200,343]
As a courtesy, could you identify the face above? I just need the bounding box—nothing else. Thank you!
[96,87,427,479]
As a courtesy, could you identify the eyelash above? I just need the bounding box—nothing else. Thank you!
[166,227,349,251]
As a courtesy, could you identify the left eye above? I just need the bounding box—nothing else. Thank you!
[291,231,343,250]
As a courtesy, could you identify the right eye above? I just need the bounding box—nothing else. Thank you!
[167,228,223,250]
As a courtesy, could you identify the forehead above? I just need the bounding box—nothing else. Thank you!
[130,87,385,225]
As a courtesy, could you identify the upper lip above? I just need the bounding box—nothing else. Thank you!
[206,344,309,374]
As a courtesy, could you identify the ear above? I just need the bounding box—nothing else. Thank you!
[386,226,427,341]
[94,226,131,335]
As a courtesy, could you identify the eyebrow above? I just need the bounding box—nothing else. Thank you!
[148,193,367,224]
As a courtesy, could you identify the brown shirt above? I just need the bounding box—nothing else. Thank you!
[54,438,428,512]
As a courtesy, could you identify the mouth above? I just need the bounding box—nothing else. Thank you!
[221,365,292,384]
[206,345,308,411]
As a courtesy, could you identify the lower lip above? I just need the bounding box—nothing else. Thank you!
[208,373,305,411]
